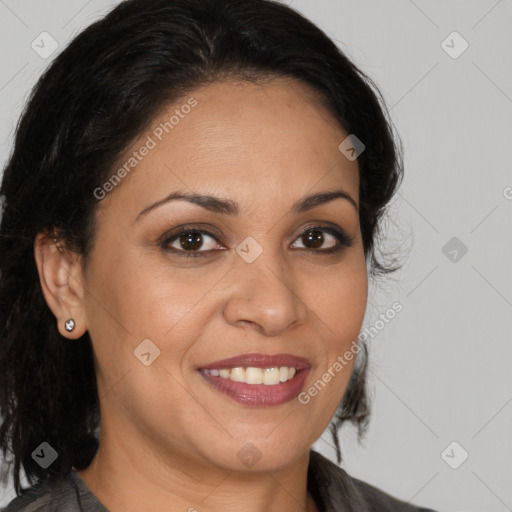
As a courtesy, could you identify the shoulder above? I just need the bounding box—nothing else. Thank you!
[350,476,439,512]
[1,471,105,512]
[1,476,76,512]
[308,449,439,512]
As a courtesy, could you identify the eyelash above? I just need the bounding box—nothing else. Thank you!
[159,224,354,259]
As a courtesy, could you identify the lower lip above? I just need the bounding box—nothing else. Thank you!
[198,369,311,406]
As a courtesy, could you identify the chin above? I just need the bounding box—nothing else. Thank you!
[201,436,310,473]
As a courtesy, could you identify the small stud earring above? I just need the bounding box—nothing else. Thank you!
[65,318,75,332]
[53,237,64,253]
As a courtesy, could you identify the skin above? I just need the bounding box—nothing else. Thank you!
[34,77,368,512]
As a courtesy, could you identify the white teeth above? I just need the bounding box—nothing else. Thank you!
[204,366,298,385]
[246,367,263,384]
[230,367,246,382]
[263,367,280,385]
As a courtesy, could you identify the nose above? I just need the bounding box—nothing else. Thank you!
[223,248,308,337]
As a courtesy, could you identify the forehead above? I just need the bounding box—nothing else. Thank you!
[96,78,359,219]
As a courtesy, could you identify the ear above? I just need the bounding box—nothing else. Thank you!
[33,231,87,340]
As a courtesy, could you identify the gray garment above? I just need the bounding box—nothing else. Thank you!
[1,470,108,512]
[2,450,438,511]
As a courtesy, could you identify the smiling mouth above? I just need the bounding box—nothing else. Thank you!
[197,353,311,405]
[200,366,298,385]
[198,366,310,407]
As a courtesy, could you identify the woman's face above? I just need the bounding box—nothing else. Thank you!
[80,78,367,473]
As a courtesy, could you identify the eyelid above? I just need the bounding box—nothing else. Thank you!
[158,223,222,243]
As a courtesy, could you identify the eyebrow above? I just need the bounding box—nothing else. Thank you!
[135,188,358,223]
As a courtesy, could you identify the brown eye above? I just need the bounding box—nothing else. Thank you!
[178,232,204,251]
[301,229,325,249]
[161,228,221,258]
[292,226,352,253]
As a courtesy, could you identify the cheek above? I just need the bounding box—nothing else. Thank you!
[83,251,225,403]
[305,259,367,403]
[87,242,210,336]
[311,260,368,338]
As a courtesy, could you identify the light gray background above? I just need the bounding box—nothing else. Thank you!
[1,1,511,510]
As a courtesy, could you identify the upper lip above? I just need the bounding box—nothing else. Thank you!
[198,353,311,370]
